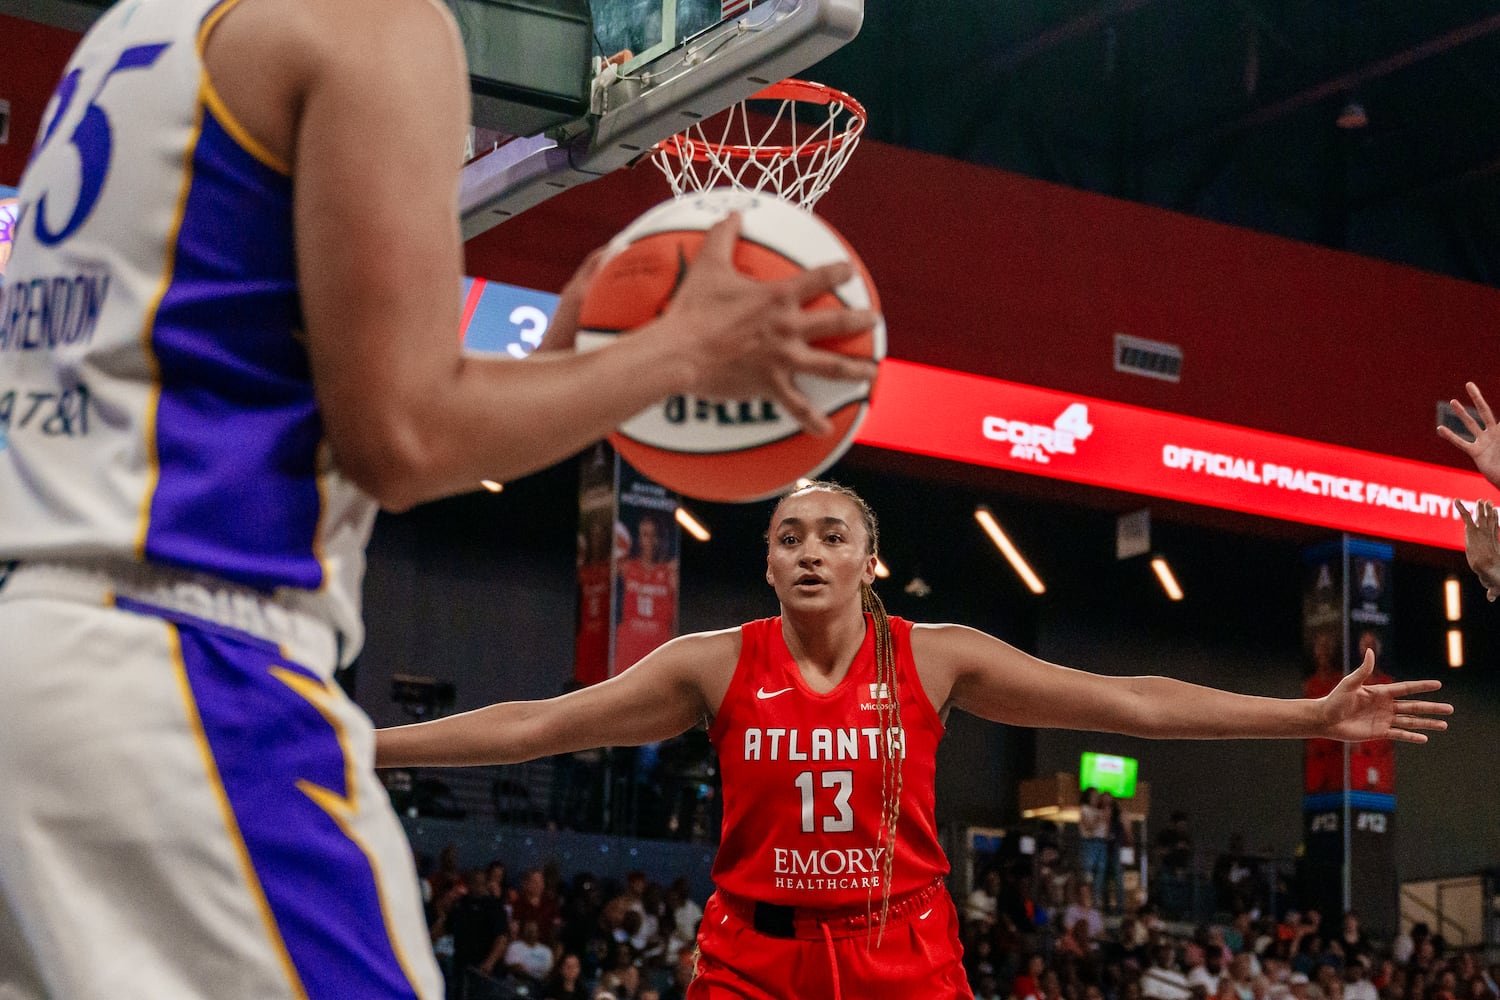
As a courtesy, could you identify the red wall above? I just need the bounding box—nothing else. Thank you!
[5,12,1494,475]
[467,144,1498,476]
[0,14,80,184]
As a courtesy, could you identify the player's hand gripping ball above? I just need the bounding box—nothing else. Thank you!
[576,189,884,503]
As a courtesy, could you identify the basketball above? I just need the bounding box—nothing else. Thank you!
[576,189,884,503]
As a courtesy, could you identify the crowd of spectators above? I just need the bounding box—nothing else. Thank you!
[420,848,702,1000]
[420,829,1499,1000]
[958,847,1499,1000]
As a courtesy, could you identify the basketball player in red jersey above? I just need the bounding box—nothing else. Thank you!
[616,514,680,672]
[377,482,1452,998]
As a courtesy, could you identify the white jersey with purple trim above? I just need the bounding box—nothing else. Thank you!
[0,0,374,659]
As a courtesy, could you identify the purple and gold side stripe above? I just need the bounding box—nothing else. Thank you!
[125,596,428,999]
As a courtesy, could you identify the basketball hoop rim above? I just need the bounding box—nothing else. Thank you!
[652,78,867,164]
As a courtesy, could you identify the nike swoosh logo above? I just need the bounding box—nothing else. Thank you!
[918,908,934,920]
[756,686,795,700]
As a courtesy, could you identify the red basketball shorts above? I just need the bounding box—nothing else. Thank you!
[688,878,973,1000]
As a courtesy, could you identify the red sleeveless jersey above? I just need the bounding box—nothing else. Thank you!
[615,560,677,671]
[709,614,949,908]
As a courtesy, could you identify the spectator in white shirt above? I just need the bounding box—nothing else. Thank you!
[664,880,703,964]
[1078,789,1111,905]
[1188,943,1227,996]
[1344,958,1378,1000]
[966,870,1002,930]
[1143,942,1193,1000]
[504,920,556,986]
[1063,882,1105,942]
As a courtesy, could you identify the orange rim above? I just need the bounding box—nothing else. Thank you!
[653,79,866,164]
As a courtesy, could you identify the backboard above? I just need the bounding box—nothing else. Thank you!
[458,0,864,238]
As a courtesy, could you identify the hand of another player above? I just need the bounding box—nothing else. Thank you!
[1437,382,1500,490]
[1315,649,1451,743]
[1457,497,1500,601]
[655,212,881,436]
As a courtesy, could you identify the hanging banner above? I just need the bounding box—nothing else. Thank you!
[613,459,680,676]
[1301,539,1396,798]
[575,442,618,687]
[1298,537,1397,942]
[857,361,1489,551]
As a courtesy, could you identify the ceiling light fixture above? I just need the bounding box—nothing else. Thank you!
[1444,575,1461,622]
[674,506,711,542]
[874,558,891,579]
[974,506,1045,595]
[1446,628,1464,669]
[1336,98,1368,130]
[1151,555,1184,601]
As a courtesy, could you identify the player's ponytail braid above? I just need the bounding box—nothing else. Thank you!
[861,579,903,942]
[779,481,904,942]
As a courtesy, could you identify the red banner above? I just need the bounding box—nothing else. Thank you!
[856,360,1490,551]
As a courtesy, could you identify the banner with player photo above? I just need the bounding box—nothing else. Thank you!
[1299,536,1397,940]
[573,442,682,685]
[575,442,618,687]
[613,457,680,676]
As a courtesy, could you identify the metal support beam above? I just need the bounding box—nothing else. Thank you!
[990,0,1164,75]
[1151,13,1500,154]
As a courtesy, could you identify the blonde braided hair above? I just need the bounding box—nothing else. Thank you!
[774,482,904,941]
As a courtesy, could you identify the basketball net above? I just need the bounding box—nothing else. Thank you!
[650,79,866,210]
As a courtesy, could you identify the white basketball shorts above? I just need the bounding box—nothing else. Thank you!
[0,562,442,999]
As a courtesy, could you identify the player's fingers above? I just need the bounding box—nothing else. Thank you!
[790,305,881,344]
[1450,401,1485,437]
[770,371,832,436]
[1457,499,1478,528]
[1386,730,1429,745]
[697,213,744,268]
[782,261,855,304]
[1392,715,1448,731]
[787,343,880,384]
[1468,382,1496,426]
[1370,679,1442,698]
[1387,695,1451,713]
[1437,426,1475,453]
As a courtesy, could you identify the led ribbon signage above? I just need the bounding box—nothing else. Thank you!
[856,360,1488,551]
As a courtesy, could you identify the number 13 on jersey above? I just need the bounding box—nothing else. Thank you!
[795,769,854,833]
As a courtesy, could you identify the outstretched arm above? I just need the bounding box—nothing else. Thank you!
[1437,382,1500,490]
[375,630,737,768]
[917,625,1451,742]
[1458,498,1500,602]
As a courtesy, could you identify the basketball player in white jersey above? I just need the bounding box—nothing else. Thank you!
[0,0,877,995]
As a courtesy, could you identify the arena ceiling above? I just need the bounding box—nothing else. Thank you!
[19,0,1500,287]
[809,0,1500,289]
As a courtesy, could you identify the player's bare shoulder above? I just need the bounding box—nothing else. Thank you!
[909,622,994,711]
[655,626,744,716]
[909,622,989,662]
[660,627,744,673]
